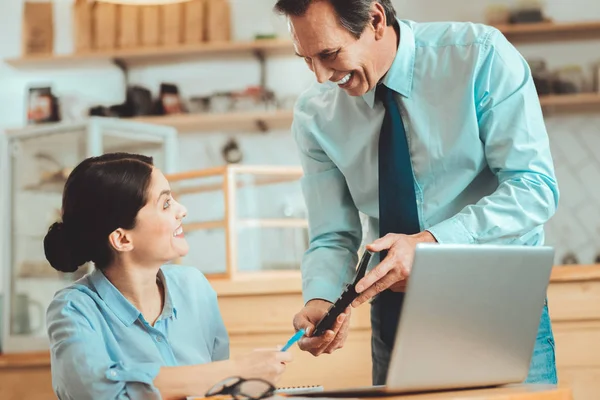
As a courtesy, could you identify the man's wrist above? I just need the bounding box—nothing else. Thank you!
[417,230,438,243]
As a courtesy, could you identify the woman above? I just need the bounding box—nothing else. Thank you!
[44,153,292,400]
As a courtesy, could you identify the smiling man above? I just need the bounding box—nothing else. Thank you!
[274,0,560,386]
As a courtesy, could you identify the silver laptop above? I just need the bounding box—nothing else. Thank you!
[291,243,554,396]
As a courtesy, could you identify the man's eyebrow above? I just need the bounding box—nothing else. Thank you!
[156,190,171,204]
[295,47,340,58]
[318,48,340,56]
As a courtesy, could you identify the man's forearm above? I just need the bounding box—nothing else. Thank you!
[427,173,558,245]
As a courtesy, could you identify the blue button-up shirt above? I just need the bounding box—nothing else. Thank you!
[292,19,559,304]
[46,265,229,399]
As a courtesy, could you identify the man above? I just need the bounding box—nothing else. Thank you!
[274,0,560,386]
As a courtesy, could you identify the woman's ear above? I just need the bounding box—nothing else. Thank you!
[108,228,134,253]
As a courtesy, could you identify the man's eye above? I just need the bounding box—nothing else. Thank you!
[321,52,338,61]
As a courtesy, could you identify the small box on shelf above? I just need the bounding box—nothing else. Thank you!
[93,2,118,50]
[22,1,54,56]
[206,0,232,42]
[73,0,94,53]
[184,0,207,44]
[141,5,161,47]
[118,5,141,49]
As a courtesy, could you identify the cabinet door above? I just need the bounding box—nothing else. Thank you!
[4,126,88,353]
[1,119,178,353]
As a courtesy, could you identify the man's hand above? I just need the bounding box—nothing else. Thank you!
[352,231,437,307]
[292,299,351,356]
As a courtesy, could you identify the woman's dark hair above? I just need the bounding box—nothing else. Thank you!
[43,153,154,273]
[274,0,396,39]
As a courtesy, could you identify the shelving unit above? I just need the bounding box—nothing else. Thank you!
[492,21,600,113]
[4,38,297,132]
[539,93,600,111]
[496,20,600,42]
[130,109,294,133]
[166,165,306,279]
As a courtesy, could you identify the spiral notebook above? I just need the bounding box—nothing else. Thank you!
[275,385,324,395]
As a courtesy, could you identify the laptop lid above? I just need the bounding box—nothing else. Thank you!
[386,243,554,392]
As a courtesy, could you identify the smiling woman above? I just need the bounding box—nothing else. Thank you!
[41,153,293,400]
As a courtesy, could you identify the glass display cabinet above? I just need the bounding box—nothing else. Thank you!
[166,164,308,279]
[1,117,178,353]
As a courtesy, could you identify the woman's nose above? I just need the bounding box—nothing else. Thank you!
[177,202,187,220]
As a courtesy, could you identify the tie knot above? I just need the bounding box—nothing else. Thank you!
[375,83,394,106]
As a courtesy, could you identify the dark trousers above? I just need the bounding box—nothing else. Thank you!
[370,290,558,385]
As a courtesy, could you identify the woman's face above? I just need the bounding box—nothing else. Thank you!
[127,168,189,265]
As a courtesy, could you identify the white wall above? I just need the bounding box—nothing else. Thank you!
[1,0,599,305]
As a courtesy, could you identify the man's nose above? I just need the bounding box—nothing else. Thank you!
[312,60,333,84]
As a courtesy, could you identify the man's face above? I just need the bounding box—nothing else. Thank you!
[289,1,383,97]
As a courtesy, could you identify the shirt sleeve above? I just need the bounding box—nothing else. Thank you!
[427,28,559,245]
[46,294,162,400]
[293,105,364,304]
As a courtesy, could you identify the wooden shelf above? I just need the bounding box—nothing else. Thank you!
[130,109,294,133]
[5,110,294,137]
[238,218,307,229]
[495,20,600,42]
[539,93,600,111]
[184,220,226,231]
[4,39,295,68]
[184,218,307,232]
[174,174,302,196]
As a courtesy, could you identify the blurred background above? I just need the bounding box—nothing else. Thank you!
[0,0,599,399]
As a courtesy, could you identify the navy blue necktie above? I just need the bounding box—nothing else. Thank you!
[377,84,420,259]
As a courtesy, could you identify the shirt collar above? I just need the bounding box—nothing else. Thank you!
[363,19,416,108]
[89,266,177,327]
[159,267,177,320]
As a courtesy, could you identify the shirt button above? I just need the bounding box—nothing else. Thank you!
[110,370,117,377]
[156,336,162,342]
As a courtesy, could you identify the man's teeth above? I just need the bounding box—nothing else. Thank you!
[173,227,183,237]
[338,73,351,85]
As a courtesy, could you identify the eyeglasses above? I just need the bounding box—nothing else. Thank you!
[205,376,276,400]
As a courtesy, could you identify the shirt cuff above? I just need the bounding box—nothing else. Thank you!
[426,217,475,245]
[302,278,345,305]
[105,361,161,386]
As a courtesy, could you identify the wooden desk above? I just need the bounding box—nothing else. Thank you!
[357,384,571,399]
[1,266,598,400]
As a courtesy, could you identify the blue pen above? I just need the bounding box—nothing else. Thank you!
[281,329,305,351]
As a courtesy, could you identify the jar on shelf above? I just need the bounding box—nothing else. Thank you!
[594,61,600,94]
[553,65,586,94]
[528,59,553,96]
[485,4,511,26]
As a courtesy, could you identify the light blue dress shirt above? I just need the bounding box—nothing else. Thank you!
[46,265,229,399]
[292,19,560,304]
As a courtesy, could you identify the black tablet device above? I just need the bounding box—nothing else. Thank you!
[312,250,373,337]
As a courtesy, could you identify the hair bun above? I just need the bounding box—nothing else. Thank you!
[43,222,86,273]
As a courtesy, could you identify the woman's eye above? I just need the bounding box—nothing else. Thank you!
[163,198,171,209]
